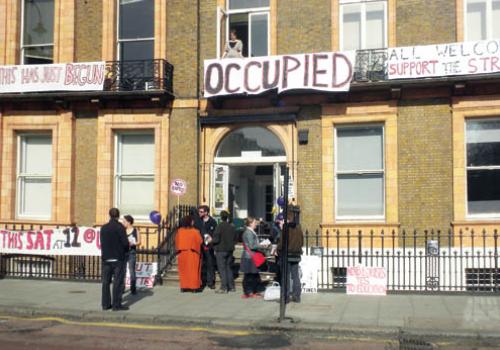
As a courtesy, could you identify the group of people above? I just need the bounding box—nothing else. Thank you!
[100,208,140,311]
[175,205,305,303]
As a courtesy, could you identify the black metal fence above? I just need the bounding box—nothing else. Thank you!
[104,59,174,93]
[304,228,499,293]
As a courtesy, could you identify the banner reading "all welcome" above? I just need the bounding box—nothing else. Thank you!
[204,51,356,97]
[0,61,106,93]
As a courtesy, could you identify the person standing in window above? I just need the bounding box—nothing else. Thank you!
[222,29,244,58]
[212,210,238,293]
[123,215,140,295]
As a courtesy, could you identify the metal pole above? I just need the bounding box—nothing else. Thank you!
[279,167,290,322]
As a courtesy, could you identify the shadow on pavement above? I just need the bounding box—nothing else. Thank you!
[122,290,154,307]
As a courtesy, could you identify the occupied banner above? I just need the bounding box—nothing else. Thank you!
[0,227,102,256]
[204,51,356,97]
[388,39,500,79]
[346,265,387,296]
[0,61,106,93]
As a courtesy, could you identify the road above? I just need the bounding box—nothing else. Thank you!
[0,316,499,350]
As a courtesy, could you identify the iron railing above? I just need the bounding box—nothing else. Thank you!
[304,228,499,293]
[104,59,174,93]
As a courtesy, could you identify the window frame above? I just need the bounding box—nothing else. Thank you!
[339,0,388,51]
[464,117,500,219]
[334,124,386,221]
[113,131,155,221]
[464,0,499,41]
[16,133,53,220]
[20,0,55,64]
[116,0,155,61]
[225,2,271,57]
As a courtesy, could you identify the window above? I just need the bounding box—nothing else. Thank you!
[16,134,52,219]
[340,0,387,51]
[21,0,55,64]
[115,132,155,219]
[118,0,154,61]
[222,0,270,57]
[465,0,500,41]
[335,126,384,220]
[466,119,500,217]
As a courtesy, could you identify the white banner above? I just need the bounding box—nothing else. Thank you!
[204,51,356,97]
[0,227,102,256]
[388,39,500,79]
[346,265,387,296]
[125,262,158,289]
[0,61,106,93]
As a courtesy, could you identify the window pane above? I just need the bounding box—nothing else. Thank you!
[366,2,385,49]
[24,0,54,45]
[466,120,500,166]
[119,0,154,39]
[250,13,268,57]
[342,4,362,50]
[119,133,155,174]
[229,0,269,9]
[120,40,154,61]
[467,0,487,41]
[119,178,154,217]
[216,127,285,158]
[20,178,51,218]
[493,0,500,39]
[23,46,53,64]
[337,127,383,171]
[467,169,500,214]
[229,13,249,58]
[337,174,384,217]
[21,135,52,175]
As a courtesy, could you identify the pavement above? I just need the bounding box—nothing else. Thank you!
[1,279,500,344]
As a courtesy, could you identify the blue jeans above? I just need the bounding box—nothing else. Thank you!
[128,250,137,292]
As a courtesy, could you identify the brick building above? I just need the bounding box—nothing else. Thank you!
[0,0,499,239]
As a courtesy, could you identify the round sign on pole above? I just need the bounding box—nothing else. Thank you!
[170,178,187,196]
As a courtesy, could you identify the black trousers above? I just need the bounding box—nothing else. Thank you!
[243,273,260,295]
[101,260,125,309]
[285,261,301,301]
[201,247,216,287]
[215,251,234,290]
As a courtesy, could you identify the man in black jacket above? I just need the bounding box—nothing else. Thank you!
[195,205,218,289]
[212,210,238,293]
[101,208,130,311]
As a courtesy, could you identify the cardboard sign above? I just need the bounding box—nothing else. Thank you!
[346,265,387,296]
[0,62,105,93]
[170,178,187,196]
[300,255,321,293]
[204,51,355,97]
[125,262,158,289]
[388,39,500,79]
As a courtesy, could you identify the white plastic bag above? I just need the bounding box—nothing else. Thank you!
[264,282,281,301]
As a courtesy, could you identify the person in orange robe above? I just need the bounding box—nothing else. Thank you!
[175,215,203,292]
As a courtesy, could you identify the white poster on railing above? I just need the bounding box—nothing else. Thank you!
[204,51,356,97]
[346,265,387,296]
[125,262,157,289]
[387,39,500,79]
[0,227,102,256]
[0,61,105,93]
[300,255,321,293]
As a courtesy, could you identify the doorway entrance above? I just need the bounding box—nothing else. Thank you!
[211,127,286,223]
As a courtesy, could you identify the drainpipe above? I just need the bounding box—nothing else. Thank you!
[196,0,201,206]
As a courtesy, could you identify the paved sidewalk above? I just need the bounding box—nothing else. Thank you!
[1,279,500,341]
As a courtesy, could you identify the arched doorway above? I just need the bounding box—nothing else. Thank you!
[212,127,287,222]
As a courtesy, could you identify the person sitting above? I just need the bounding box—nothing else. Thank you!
[175,215,203,293]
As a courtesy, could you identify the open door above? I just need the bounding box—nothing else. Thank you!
[216,6,227,58]
[212,164,229,215]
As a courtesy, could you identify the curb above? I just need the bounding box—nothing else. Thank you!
[1,305,500,345]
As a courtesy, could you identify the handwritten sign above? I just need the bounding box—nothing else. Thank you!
[204,51,355,97]
[125,262,157,289]
[0,62,105,93]
[170,178,187,196]
[346,265,387,296]
[300,255,321,293]
[388,39,500,79]
[0,227,101,256]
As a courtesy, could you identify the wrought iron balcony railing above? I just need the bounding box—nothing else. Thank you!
[353,48,388,83]
[104,59,174,93]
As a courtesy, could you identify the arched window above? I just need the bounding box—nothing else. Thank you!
[215,127,285,159]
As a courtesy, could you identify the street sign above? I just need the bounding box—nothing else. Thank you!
[170,178,187,196]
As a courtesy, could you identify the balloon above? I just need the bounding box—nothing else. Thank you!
[277,196,285,207]
[149,210,161,225]
[275,213,284,221]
